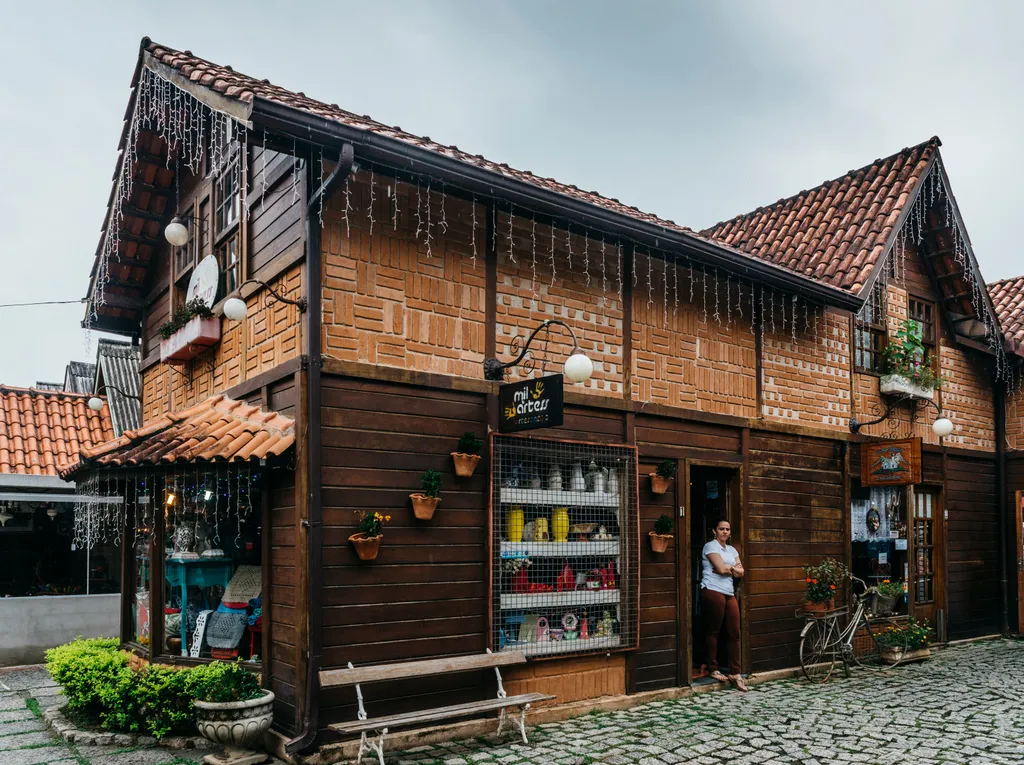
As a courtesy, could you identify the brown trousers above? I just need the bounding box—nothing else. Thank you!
[701,588,741,675]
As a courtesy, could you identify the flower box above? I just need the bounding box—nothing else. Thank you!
[879,374,934,401]
[160,317,221,364]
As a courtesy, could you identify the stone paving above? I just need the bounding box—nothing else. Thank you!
[1,640,1021,764]
[390,640,1024,765]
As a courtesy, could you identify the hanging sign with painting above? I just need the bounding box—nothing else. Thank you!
[498,374,564,433]
[861,438,922,486]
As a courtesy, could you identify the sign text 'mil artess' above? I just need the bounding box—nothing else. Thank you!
[498,374,564,433]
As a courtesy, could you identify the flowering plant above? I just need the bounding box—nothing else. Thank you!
[356,510,390,539]
[877,579,905,598]
[876,618,932,650]
[502,557,532,575]
[802,558,850,604]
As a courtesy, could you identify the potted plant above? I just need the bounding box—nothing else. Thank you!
[875,619,932,665]
[159,298,220,364]
[899,617,933,662]
[193,661,274,765]
[349,510,390,561]
[411,470,442,520]
[880,319,943,400]
[650,460,676,495]
[451,432,483,477]
[873,579,905,616]
[802,558,849,615]
[649,514,674,553]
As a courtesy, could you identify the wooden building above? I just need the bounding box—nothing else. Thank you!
[66,37,1023,760]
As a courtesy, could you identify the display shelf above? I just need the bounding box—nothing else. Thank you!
[499,589,620,610]
[499,488,620,507]
[504,635,622,656]
[501,541,620,558]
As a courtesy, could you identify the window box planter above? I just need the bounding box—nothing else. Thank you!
[160,317,221,364]
[879,374,934,401]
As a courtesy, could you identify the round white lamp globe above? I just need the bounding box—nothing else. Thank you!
[87,396,105,412]
[563,352,593,383]
[222,297,248,322]
[932,417,954,438]
[164,217,189,247]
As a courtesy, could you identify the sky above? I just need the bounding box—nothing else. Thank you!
[0,1,1021,386]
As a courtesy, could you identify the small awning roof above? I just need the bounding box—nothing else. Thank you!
[59,394,294,479]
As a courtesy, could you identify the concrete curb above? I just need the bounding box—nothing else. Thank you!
[40,703,212,751]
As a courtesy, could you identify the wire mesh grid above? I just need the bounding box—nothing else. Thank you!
[491,434,638,658]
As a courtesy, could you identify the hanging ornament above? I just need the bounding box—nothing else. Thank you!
[470,194,478,268]
[583,231,590,286]
[367,165,376,236]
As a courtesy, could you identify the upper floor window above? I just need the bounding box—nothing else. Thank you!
[173,204,200,283]
[908,297,936,369]
[214,153,241,238]
[855,282,886,374]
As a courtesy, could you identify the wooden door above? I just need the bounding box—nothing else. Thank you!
[910,486,943,626]
[1016,491,1024,632]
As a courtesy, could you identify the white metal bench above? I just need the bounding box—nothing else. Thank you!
[320,650,554,764]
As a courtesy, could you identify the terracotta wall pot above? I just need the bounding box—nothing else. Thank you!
[649,532,673,554]
[451,452,481,477]
[649,474,673,495]
[349,533,382,561]
[802,598,835,615]
[194,690,274,764]
[410,494,441,520]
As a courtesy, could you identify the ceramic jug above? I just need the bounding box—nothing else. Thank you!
[547,464,563,491]
[506,506,525,543]
[569,462,586,492]
[552,507,570,542]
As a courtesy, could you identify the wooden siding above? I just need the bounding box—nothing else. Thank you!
[247,147,305,277]
[1009,453,1024,632]
[746,432,844,672]
[946,453,1001,639]
[318,374,491,733]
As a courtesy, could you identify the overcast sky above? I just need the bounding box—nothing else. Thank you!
[0,1,1021,386]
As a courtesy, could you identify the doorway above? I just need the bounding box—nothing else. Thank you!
[909,485,944,631]
[688,463,741,682]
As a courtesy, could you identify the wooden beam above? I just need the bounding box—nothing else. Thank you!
[319,652,527,688]
[115,229,159,246]
[98,293,147,311]
[122,204,167,223]
[133,181,174,198]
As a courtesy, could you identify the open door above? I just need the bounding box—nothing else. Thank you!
[686,461,742,682]
[1016,491,1024,633]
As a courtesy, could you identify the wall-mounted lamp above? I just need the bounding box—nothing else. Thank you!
[222,278,308,321]
[88,384,142,413]
[482,319,593,383]
[164,216,190,247]
[849,393,953,438]
[166,492,177,507]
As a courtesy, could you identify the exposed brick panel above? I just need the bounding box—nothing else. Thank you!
[631,258,756,416]
[141,264,303,423]
[321,173,486,379]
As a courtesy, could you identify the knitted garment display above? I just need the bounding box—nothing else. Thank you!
[221,565,262,605]
[206,609,248,649]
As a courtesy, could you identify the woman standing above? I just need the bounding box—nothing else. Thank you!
[701,519,747,691]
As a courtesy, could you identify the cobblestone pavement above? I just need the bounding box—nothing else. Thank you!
[0,665,280,765]
[391,640,1024,765]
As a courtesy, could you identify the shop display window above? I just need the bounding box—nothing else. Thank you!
[491,435,638,658]
[850,480,908,615]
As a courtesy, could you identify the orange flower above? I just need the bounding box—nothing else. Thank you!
[805,578,812,583]
[812,579,818,585]
[829,584,835,590]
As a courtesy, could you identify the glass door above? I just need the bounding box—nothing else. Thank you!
[911,487,942,627]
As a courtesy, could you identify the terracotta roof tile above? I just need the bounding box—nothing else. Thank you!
[990,276,1024,357]
[58,394,294,479]
[702,139,940,294]
[0,386,115,477]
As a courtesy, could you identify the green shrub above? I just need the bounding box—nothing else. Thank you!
[45,637,263,739]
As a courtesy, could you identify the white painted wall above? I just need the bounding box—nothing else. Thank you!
[0,594,120,665]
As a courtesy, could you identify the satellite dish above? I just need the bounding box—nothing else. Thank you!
[187,255,220,308]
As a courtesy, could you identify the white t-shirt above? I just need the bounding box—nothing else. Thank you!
[701,540,739,596]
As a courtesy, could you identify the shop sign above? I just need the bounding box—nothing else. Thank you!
[498,374,564,433]
[861,438,922,486]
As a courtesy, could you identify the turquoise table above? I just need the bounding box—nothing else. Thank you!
[165,558,234,655]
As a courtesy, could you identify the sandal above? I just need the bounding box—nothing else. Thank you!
[710,670,729,683]
[729,674,749,692]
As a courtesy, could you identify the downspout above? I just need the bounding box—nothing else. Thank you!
[996,378,1009,636]
[287,142,354,756]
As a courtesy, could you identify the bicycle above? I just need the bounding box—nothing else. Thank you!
[797,576,908,683]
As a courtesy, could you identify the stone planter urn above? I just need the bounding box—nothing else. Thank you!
[194,690,275,765]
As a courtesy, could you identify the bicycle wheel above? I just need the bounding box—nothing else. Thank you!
[799,618,836,683]
[851,616,907,671]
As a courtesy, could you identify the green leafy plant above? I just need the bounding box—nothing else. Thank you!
[157,298,215,340]
[420,469,442,498]
[802,558,850,604]
[456,432,483,456]
[653,514,674,535]
[45,637,264,739]
[883,319,944,390]
[356,510,390,538]
[877,579,905,598]
[655,460,676,479]
[875,618,932,651]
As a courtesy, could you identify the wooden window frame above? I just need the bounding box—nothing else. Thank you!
[907,294,938,374]
[855,284,887,376]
